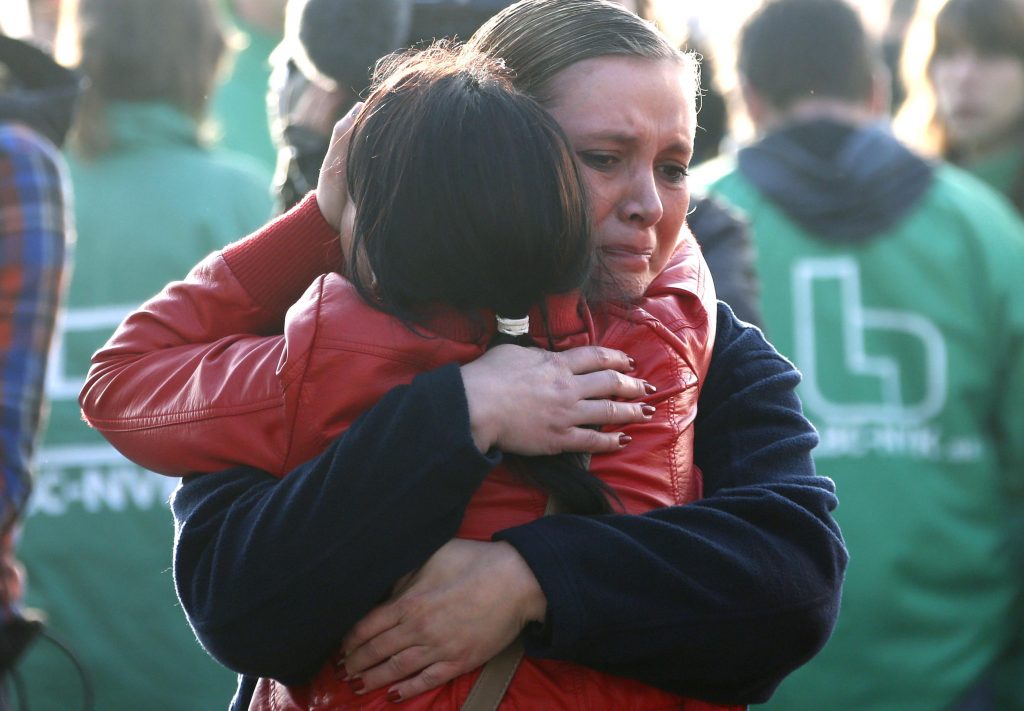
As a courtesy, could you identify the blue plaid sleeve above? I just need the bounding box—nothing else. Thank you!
[0,123,70,531]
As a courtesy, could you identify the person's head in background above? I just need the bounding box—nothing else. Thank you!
[466,0,699,302]
[897,0,1024,209]
[268,0,519,212]
[55,0,228,158]
[737,0,890,136]
[343,42,593,333]
[281,0,411,109]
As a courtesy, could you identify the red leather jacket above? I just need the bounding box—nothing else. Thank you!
[81,196,733,711]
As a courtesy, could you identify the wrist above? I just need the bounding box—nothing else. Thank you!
[460,361,499,453]
[497,542,547,625]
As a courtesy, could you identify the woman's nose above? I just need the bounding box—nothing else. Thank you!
[619,171,664,227]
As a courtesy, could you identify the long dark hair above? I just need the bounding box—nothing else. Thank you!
[346,44,616,513]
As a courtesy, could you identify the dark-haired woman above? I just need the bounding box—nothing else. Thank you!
[81,1,845,709]
[897,0,1024,212]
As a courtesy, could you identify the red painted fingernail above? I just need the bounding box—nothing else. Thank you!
[619,434,632,447]
[641,404,656,417]
[387,689,403,703]
[627,357,637,371]
[333,662,348,681]
[644,382,657,394]
[349,677,365,693]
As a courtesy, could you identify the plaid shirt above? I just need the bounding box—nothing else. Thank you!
[0,123,69,532]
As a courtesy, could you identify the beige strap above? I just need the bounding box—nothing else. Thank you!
[459,637,525,711]
[460,497,558,711]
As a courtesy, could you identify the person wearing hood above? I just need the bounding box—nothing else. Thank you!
[695,0,1024,709]
[0,25,78,683]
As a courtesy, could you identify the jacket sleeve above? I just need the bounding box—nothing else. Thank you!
[79,194,344,476]
[494,302,847,705]
[171,364,500,684]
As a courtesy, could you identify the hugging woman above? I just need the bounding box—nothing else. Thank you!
[80,1,847,709]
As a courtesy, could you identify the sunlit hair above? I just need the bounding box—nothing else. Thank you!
[466,0,697,105]
[346,42,617,514]
[56,0,228,158]
[895,0,1024,208]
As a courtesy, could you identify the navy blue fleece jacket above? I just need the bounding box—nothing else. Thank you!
[171,303,847,709]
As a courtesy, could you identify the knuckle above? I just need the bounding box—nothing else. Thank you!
[364,637,390,662]
[582,428,604,449]
[387,652,410,676]
[418,667,445,690]
[603,399,618,419]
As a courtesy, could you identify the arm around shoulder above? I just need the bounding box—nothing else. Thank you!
[172,365,500,682]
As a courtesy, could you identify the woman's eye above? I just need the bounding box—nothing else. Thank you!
[579,152,619,170]
[659,164,689,183]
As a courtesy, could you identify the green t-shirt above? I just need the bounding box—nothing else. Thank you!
[210,9,281,173]
[18,102,273,711]
[699,158,1024,711]
[965,146,1023,208]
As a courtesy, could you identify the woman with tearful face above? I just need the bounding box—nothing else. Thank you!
[81,1,846,709]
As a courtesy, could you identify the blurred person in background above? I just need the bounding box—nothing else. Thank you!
[898,3,1024,704]
[269,0,517,213]
[267,0,412,212]
[15,0,274,708]
[695,0,1024,709]
[211,0,286,173]
[0,4,78,699]
[897,0,1024,213]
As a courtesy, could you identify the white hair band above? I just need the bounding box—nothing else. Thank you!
[496,315,529,336]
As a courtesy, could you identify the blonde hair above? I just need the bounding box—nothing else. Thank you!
[466,0,698,105]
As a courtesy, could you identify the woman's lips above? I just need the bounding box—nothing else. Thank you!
[600,246,653,272]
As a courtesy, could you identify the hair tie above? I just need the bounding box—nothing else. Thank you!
[496,315,529,336]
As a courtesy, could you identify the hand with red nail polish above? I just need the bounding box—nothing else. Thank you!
[337,539,543,702]
[462,345,654,456]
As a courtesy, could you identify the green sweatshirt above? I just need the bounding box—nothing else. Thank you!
[698,120,1024,711]
[19,101,273,711]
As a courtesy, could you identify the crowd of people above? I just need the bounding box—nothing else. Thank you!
[0,0,1021,710]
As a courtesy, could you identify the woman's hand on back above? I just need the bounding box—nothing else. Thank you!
[338,538,543,702]
[461,344,653,455]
